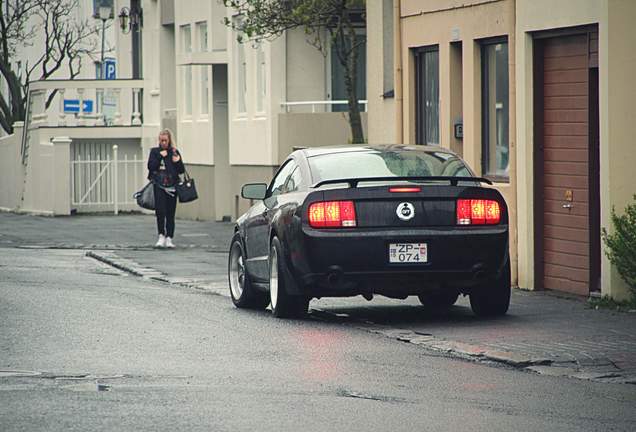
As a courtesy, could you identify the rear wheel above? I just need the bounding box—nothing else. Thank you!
[418,291,459,309]
[269,237,309,318]
[469,259,511,317]
[228,233,269,309]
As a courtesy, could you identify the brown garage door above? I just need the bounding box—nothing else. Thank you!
[538,32,598,296]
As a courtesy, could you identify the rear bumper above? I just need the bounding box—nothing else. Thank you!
[289,225,509,296]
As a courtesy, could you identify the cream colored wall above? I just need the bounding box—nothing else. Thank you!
[367,0,397,144]
[602,0,635,300]
[399,0,518,285]
[175,0,215,166]
[277,113,369,164]
[0,130,23,211]
[176,164,216,220]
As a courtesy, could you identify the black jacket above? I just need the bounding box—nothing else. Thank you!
[147,146,185,187]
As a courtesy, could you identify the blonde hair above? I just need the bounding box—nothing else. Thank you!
[158,128,175,148]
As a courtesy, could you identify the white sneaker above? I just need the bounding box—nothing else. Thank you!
[155,234,166,248]
[165,237,175,248]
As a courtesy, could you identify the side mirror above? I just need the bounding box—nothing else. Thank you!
[241,183,267,200]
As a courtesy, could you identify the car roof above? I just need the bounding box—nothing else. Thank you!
[295,144,459,159]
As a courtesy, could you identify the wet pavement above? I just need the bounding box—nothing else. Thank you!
[1,212,636,385]
[2,247,635,431]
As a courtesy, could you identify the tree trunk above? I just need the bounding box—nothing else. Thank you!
[342,23,364,144]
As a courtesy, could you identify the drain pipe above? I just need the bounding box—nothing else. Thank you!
[394,0,404,144]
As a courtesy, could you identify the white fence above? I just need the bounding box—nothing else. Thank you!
[71,145,145,214]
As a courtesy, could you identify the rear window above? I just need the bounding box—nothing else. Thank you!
[308,149,472,184]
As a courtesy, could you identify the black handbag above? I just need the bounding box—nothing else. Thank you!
[133,181,155,210]
[176,170,198,203]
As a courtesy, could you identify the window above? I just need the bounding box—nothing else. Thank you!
[268,161,297,197]
[235,30,247,114]
[184,66,192,116]
[331,32,366,112]
[200,66,209,115]
[256,44,266,112]
[285,167,303,193]
[415,47,439,145]
[197,21,208,52]
[382,0,394,95]
[481,39,509,179]
[308,149,472,184]
[181,24,192,53]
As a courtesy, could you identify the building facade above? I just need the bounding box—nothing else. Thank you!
[367,0,635,300]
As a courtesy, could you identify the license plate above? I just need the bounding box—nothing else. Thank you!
[389,243,428,263]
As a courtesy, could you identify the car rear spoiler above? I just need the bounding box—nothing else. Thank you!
[312,176,493,188]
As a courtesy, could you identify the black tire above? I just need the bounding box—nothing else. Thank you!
[269,237,309,318]
[469,258,511,317]
[228,232,269,310]
[418,291,459,309]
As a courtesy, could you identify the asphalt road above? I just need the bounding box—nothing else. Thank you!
[1,248,635,431]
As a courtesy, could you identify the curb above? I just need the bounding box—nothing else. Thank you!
[86,250,636,386]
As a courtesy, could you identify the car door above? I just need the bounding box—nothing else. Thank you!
[244,159,297,282]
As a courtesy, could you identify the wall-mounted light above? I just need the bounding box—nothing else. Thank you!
[118,5,143,34]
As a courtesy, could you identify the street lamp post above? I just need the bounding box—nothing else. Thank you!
[98,5,112,80]
[97,4,112,125]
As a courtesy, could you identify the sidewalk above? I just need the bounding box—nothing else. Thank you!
[2,212,635,384]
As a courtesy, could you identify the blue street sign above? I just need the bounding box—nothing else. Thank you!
[104,58,116,80]
[63,99,94,113]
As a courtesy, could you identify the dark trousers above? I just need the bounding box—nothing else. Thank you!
[154,185,177,237]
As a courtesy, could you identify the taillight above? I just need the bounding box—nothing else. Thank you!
[308,201,357,228]
[456,199,501,225]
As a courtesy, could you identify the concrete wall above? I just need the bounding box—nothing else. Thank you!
[277,113,369,163]
[176,164,216,221]
[0,130,23,211]
[229,165,278,218]
[367,0,397,144]
[604,0,636,300]
[515,0,634,300]
[399,0,518,285]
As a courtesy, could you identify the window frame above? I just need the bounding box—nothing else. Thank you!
[414,45,440,146]
[181,24,192,54]
[184,65,193,117]
[480,36,510,182]
[196,21,208,52]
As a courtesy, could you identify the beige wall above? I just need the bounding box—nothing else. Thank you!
[277,113,369,164]
[399,0,518,285]
[367,0,397,144]
[604,0,636,300]
[0,129,24,211]
[515,0,634,300]
[176,164,216,221]
[230,165,278,217]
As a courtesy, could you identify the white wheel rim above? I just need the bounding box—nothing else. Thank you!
[269,246,279,310]
[229,242,245,300]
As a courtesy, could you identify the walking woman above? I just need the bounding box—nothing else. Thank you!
[147,129,185,248]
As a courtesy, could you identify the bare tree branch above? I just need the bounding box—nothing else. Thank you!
[0,0,101,133]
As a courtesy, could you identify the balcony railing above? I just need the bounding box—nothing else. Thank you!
[281,100,368,113]
[28,79,145,128]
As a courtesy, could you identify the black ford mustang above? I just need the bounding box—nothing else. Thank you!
[228,145,510,318]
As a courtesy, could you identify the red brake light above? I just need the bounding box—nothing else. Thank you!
[457,199,500,225]
[308,201,357,228]
[389,186,422,193]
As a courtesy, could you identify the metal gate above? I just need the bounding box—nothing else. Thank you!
[71,143,145,214]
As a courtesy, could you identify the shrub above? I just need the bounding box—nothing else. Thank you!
[601,195,636,299]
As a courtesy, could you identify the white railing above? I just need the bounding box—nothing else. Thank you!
[28,79,144,128]
[281,100,368,113]
[71,144,145,215]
